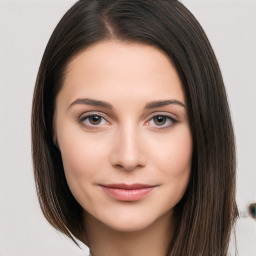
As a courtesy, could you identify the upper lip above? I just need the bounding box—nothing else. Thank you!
[100,183,156,190]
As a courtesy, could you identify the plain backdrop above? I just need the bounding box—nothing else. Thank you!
[0,0,255,255]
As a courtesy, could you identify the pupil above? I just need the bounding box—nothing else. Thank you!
[154,116,166,125]
[89,115,101,124]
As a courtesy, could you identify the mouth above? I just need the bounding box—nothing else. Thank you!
[99,183,157,201]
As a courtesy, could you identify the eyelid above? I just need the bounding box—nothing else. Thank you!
[77,111,178,129]
[145,111,178,122]
[79,111,106,120]
[78,111,111,127]
[144,111,178,128]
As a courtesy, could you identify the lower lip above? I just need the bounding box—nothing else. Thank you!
[100,186,154,201]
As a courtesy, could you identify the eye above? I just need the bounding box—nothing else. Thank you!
[147,115,177,128]
[153,116,168,126]
[79,114,108,127]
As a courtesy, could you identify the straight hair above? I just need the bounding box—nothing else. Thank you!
[32,0,238,255]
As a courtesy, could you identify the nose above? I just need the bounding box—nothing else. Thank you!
[110,126,147,172]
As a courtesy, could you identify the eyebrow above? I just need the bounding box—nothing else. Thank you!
[69,98,113,109]
[68,98,186,110]
[145,100,186,109]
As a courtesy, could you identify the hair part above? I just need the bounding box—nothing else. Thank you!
[32,0,238,254]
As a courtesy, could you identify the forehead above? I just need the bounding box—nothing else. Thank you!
[59,40,185,107]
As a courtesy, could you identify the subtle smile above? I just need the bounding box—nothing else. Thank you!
[99,183,158,201]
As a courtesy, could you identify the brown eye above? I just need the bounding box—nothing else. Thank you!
[88,115,102,125]
[79,114,108,127]
[153,116,167,126]
[147,114,177,129]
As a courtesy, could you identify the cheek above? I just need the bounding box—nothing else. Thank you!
[57,126,105,200]
[60,134,89,175]
[59,121,108,175]
[150,125,192,174]
[60,139,90,202]
[149,125,192,202]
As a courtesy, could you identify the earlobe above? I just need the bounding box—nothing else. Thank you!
[52,126,59,149]
[52,114,59,149]
[54,135,59,149]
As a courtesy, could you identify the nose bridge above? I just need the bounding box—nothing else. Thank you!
[110,122,146,171]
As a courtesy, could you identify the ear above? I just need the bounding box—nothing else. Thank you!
[52,113,59,148]
[52,127,58,147]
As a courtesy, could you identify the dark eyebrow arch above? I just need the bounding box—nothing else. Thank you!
[145,100,186,109]
[68,98,113,109]
[69,98,185,110]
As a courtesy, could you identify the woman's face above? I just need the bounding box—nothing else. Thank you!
[55,40,192,232]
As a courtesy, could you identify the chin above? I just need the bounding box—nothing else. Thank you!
[97,210,165,233]
[105,219,155,233]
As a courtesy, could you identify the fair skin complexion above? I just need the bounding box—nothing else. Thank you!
[54,40,193,256]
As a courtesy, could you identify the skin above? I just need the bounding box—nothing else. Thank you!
[54,40,193,256]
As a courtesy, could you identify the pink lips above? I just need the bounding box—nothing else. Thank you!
[100,183,156,201]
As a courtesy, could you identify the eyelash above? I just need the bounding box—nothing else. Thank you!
[78,112,177,130]
[146,114,177,129]
[78,112,110,129]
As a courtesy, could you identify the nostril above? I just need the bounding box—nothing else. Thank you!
[109,128,148,171]
[114,162,144,172]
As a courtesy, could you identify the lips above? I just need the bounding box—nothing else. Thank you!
[99,183,157,201]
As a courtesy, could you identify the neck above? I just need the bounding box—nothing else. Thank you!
[84,211,175,256]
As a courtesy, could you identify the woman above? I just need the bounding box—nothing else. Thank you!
[31,0,238,255]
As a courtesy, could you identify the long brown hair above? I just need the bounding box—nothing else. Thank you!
[31,0,238,255]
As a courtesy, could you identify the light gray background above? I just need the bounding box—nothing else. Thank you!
[0,0,255,255]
